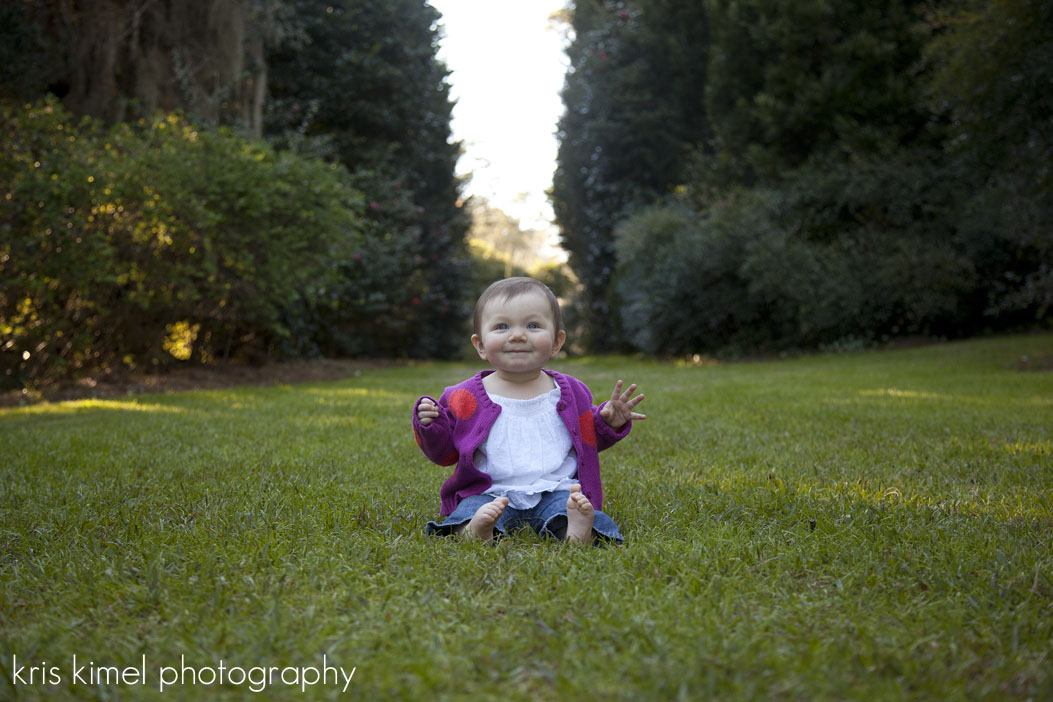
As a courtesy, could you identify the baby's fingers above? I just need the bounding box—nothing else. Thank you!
[417,399,440,422]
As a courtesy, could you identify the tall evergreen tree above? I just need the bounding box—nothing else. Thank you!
[555,0,1048,354]
[703,0,935,186]
[553,0,711,349]
[923,0,1053,321]
[265,0,469,357]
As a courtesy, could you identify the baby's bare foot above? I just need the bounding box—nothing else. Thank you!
[565,485,595,543]
[462,497,508,541]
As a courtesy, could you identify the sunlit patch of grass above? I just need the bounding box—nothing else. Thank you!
[848,387,1052,408]
[1004,439,1052,457]
[302,387,408,401]
[0,398,188,417]
[859,387,949,400]
[1,334,1051,700]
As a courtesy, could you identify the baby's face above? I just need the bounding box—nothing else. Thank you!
[472,291,565,376]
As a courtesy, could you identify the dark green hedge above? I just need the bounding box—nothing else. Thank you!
[612,155,1014,356]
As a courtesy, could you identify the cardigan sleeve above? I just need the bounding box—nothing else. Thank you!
[561,372,631,451]
[411,392,459,466]
[592,401,631,451]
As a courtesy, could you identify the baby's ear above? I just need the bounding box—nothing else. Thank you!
[471,333,487,360]
[552,329,567,354]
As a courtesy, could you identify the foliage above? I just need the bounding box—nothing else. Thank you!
[2,336,1052,699]
[0,0,471,384]
[0,1,56,102]
[265,0,470,359]
[922,0,1053,321]
[615,201,751,355]
[557,0,1050,354]
[615,153,976,355]
[702,0,935,185]
[0,99,365,389]
[553,0,712,348]
[7,0,284,133]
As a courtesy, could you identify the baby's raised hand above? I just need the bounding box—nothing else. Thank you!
[417,398,440,426]
[600,380,646,429]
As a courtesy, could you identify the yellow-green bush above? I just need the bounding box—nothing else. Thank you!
[1,99,365,388]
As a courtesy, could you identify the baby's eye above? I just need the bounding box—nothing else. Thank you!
[495,323,509,331]
[527,322,540,329]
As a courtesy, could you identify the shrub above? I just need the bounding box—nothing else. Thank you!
[1,99,365,388]
[613,155,975,355]
[614,198,762,355]
[301,168,472,360]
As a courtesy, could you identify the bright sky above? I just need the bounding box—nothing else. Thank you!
[428,0,569,253]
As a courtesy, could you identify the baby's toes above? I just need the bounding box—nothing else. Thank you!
[567,493,593,515]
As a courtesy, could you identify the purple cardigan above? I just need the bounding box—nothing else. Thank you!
[412,369,631,516]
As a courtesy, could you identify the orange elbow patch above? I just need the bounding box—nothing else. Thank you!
[579,411,597,447]
[441,450,459,466]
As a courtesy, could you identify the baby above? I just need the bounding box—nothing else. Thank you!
[411,277,645,544]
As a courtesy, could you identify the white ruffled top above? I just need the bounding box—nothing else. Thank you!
[475,383,579,509]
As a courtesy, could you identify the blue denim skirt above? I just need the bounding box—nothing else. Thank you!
[426,489,623,545]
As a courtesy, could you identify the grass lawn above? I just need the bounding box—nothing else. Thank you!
[1,334,1051,700]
